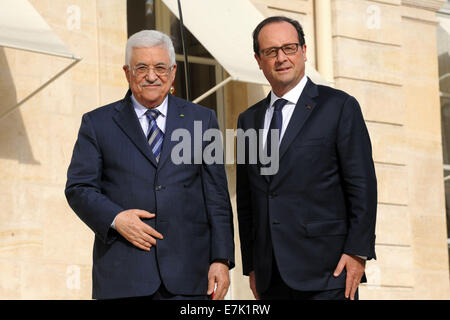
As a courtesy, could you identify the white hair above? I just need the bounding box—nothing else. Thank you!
[125,30,176,66]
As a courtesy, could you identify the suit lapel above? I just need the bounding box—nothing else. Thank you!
[157,94,186,170]
[112,90,158,168]
[278,78,319,160]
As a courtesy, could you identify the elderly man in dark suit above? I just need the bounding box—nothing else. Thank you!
[65,30,234,300]
[237,16,377,300]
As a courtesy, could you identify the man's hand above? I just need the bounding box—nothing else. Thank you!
[249,271,260,300]
[333,253,366,300]
[207,262,230,300]
[114,209,163,251]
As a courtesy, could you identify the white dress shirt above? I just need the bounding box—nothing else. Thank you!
[262,75,308,147]
[131,94,168,136]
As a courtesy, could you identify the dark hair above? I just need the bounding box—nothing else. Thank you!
[252,16,305,56]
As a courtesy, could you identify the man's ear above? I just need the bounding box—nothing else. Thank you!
[123,65,131,84]
[302,44,307,62]
[170,64,177,82]
[254,53,262,70]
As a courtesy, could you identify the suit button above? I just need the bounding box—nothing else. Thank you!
[269,192,277,198]
[155,185,163,191]
[272,221,280,225]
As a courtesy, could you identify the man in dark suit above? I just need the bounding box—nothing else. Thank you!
[65,30,234,300]
[236,16,377,300]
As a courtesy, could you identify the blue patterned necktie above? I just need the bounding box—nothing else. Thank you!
[145,109,164,163]
[266,98,288,157]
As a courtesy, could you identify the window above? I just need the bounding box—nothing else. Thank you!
[437,4,450,265]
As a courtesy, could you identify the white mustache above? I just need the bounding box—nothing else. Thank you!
[140,81,162,87]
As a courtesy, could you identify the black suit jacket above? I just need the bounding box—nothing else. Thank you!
[65,91,234,299]
[237,78,377,293]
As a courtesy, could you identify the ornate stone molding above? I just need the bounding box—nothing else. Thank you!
[402,0,445,12]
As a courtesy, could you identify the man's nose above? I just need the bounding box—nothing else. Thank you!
[145,68,159,81]
[275,48,288,62]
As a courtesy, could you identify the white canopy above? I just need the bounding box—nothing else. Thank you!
[162,0,328,102]
[0,0,79,59]
[0,0,81,119]
[438,16,450,36]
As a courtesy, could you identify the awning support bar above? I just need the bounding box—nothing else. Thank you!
[192,76,233,104]
[0,56,82,120]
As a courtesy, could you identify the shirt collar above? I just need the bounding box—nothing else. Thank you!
[131,94,168,118]
[269,75,308,108]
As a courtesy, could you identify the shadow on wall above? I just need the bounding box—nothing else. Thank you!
[0,47,39,164]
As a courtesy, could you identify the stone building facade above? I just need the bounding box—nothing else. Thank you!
[0,0,448,299]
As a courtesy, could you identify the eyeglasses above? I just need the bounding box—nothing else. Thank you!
[132,64,173,77]
[260,43,301,58]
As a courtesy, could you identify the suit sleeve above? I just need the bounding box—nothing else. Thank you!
[336,96,377,260]
[65,113,124,245]
[236,114,254,275]
[200,109,235,269]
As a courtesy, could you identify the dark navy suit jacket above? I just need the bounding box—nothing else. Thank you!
[65,91,234,299]
[237,78,377,294]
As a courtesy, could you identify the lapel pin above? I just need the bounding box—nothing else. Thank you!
[306,105,311,110]
[180,114,184,118]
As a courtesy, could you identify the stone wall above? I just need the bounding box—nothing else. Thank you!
[331,0,449,299]
[0,0,128,299]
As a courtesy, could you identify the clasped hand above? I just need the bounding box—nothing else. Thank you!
[114,209,163,251]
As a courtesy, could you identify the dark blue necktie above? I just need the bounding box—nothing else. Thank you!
[266,98,287,157]
[145,109,164,163]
